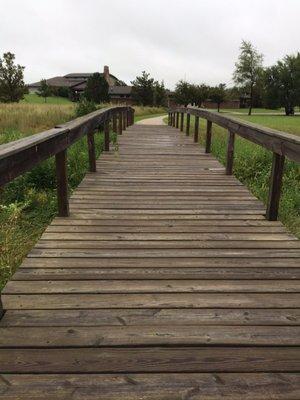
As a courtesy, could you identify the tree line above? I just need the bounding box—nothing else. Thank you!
[172,41,300,116]
[1,43,300,115]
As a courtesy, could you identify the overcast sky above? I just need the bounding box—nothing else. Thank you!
[1,0,299,89]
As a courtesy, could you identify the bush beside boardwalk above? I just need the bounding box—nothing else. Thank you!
[0,101,165,289]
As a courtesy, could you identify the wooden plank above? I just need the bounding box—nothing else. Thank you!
[2,308,299,327]
[2,293,299,309]
[12,266,300,280]
[1,373,299,399]
[1,347,299,373]
[4,279,300,294]
[1,325,300,347]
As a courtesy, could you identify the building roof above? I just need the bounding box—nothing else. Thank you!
[28,76,75,88]
[109,86,132,95]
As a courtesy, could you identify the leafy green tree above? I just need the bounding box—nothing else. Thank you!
[153,80,167,107]
[191,84,210,107]
[263,53,300,115]
[174,80,194,106]
[131,71,155,106]
[210,84,226,112]
[0,52,26,102]
[233,40,264,115]
[75,97,97,117]
[84,72,109,104]
[37,79,52,103]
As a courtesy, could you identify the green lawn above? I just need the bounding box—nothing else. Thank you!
[220,107,300,115]
[227,114,300,136]
[22,93,72,104]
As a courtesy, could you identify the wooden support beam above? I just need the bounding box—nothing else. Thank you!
[194,116,199,143]
[55,149,69,217]
[112,114,117,133]
[104,120,110,151]
[123,111,126,131]
[205,120,212,153]
[87,132,96,173]
[175,112,179,128]
[180,113,184,131]
[118,112,123,135]
[226,130,235,175]
[186,113,190,136]
[266,153,285,221]
[168,113,171,126]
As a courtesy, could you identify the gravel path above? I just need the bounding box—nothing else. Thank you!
[137,115,167,125]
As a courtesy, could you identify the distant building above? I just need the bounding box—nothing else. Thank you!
[109,86,133,105]
[27,66,130,102]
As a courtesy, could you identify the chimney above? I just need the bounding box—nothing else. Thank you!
[103,65,109,78]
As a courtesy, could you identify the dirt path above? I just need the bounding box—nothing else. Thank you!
[137,115,167,125]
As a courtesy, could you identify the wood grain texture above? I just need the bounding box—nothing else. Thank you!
[0,122,299,397]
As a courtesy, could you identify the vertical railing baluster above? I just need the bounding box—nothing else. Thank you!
[112,113,117,133]
[266,153,285,221]
[104,119,110,151]
[55,149,69,217]
[205,120,212,153]
[226,130,235,175]
[176,112,179,128]
[186,113,190,136]
[180,113,184,131]
[194,116,199,142]
[87,131,96,172]
[123,111,126,131]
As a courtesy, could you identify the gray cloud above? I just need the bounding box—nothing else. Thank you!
[1,0,299,89]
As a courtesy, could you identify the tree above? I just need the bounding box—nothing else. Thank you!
[0,52,26,102]
[84,72,109,103]
[191,84,210,107]
[263,53,300,115]
[233,40,264,115]
[37,79,52,103]
[174,80,194,106]
[210,84,226,112]
[131,71,155,106]
[153,80,167,107]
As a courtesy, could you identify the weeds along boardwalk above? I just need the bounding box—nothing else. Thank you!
[0,114,300,398]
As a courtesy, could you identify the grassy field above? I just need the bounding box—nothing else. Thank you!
[22,93,73,104]
[0,101,166,290]
[173,112,300,239]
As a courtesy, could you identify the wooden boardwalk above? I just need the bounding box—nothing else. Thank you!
[0,122,300,399]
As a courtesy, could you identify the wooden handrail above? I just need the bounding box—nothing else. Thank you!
[168,106,300,221]
[0,106,135,217]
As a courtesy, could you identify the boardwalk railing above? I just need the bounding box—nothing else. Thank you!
[168,106,300,221]
[0,106,134,217]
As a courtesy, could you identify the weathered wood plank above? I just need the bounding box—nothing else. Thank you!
[1,347,299,373]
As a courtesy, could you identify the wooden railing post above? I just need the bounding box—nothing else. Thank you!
[112,113,117,133]
[87,131,96,172]
[172,113,176,127]
[226,130,235,175]
[205,120,212,153]
[104,119,110,151]
[186,113,190,136]
[126,110,130,127]
[118,112,123,135]
[176,112,179,128]
[266,153,285,221]
[123,111,127,130]
[194,116,199,142]
[180,113,184,131]
[55,149,69,217]
[168,113,171,126]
